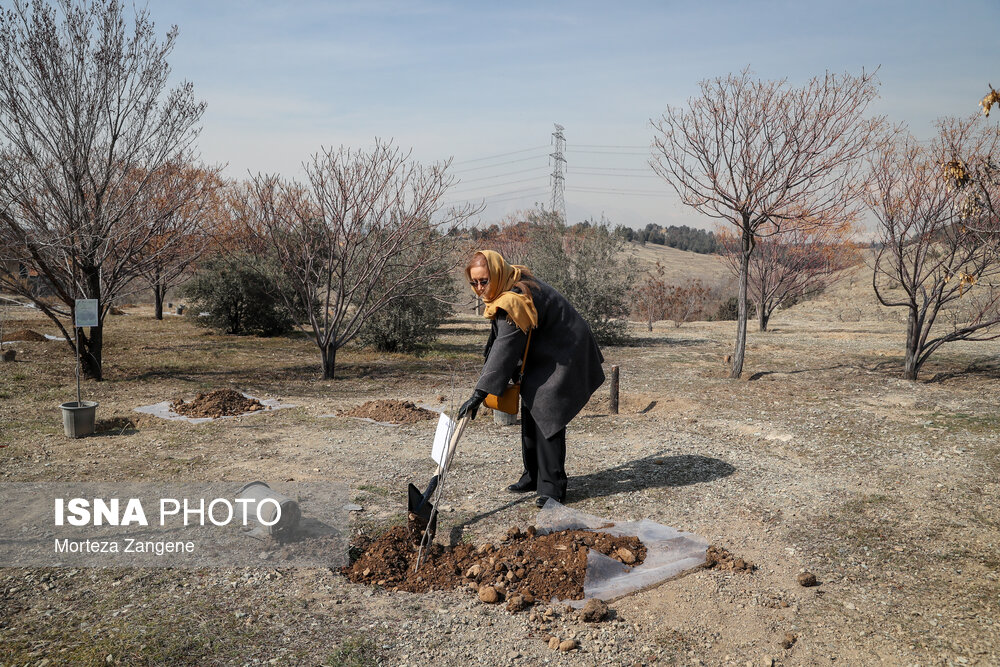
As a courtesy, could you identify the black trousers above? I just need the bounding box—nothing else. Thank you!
[520,402,567,500]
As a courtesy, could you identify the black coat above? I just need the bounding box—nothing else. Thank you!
[475,278,605,439]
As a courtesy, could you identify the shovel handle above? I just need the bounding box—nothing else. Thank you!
[419,475,439,510]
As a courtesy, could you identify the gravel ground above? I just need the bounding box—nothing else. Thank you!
[1,296,998,666]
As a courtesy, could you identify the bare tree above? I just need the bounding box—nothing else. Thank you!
[631,261,669,331]
[869,119,1000,380]
[651,68,887,376]
[664,279,711,328]
[717,221,860,331]
[132,163,223,319]
[236,140,477,380]
[0,0,205,379]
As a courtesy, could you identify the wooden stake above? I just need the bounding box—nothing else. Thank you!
[610,365,619,414]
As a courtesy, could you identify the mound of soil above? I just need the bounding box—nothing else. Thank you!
[340,399,435,424]
[5,329,47,342]
[704,544,755,572]
[345,524,647,604]
[171,389,266,419]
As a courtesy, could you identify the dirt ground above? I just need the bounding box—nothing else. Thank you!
[0,285,998,666]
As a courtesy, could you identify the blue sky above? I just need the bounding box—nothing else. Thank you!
[150,0,1000,230]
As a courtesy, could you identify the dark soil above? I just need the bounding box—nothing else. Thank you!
[345,525,647,604]
[4,329,47,342]
[340,399,436,424]
[171,389,266,419]
[95,416,137,434]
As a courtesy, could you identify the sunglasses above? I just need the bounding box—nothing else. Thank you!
[469,279,489,288]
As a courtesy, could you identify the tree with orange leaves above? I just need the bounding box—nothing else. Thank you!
[717,220,861,332]
[131,163,224,319]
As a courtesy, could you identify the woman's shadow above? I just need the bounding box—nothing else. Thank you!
[447,451,735,545]
[567,452,736,503]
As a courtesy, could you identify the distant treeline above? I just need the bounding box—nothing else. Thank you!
[617,224,718,254]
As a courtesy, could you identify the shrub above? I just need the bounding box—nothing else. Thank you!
[526,215,635,345]
[181,255,301,336]
[358,254,456,353]
[711,296,739,321]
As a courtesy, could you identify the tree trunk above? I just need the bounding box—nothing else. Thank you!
[758,303,769,332]
[154,283,165,320]
[321,342,337,380]
[80,267,103,380]
[78,326,103,381]
[647,313,653,332]
[903,309,921,380]
[731,226,752,378]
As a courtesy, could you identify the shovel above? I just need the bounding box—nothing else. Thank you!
[408,413,468,552]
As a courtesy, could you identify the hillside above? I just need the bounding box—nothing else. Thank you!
[623,241,733,288]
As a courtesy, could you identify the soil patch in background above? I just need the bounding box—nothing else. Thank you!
[4,329,47,342]
[171,389,266,419]
[340,399,435,424]
[346,525,647,604]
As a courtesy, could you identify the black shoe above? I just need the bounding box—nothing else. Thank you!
[535,495,563,508]
[507,475,536,493]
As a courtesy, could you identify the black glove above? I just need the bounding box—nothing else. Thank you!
[458,390,487,420]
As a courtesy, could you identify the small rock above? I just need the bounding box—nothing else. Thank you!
[548,636,561,650]
[507,650,520,659]
[559,639,578,652]
[478,585,500,604]
[506,595,527,613]
[466,564,482,578]
[581,598,609,622]
[797,572,818,587]
[616,548,636,564]
[781,632,797,649]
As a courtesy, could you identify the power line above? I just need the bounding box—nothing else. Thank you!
[452,145,549,165]
[566,149,649,156]
[571,173,660,179]
[567,186,672,196]
[443,187,550,206]
[454,165,548,185]
[571,144,648,149]
[451,154,549,173]
[449,175,548,195]
[571,166,654,172]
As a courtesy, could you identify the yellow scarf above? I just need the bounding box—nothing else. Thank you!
[469,250,538,333]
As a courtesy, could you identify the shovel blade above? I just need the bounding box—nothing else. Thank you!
[407,482,437,542]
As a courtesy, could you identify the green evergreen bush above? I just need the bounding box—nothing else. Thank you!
[182,255,301,336]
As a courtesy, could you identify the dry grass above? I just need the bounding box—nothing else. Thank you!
[1,275,998,664]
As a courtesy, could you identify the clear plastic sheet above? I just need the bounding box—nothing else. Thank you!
[535,500,709,606]
[134,393,293,423]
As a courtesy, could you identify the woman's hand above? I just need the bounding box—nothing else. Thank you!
[458,390,487,420]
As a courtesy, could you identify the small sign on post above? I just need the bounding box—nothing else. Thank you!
[73,299,98,407]
[75,299,99,328]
